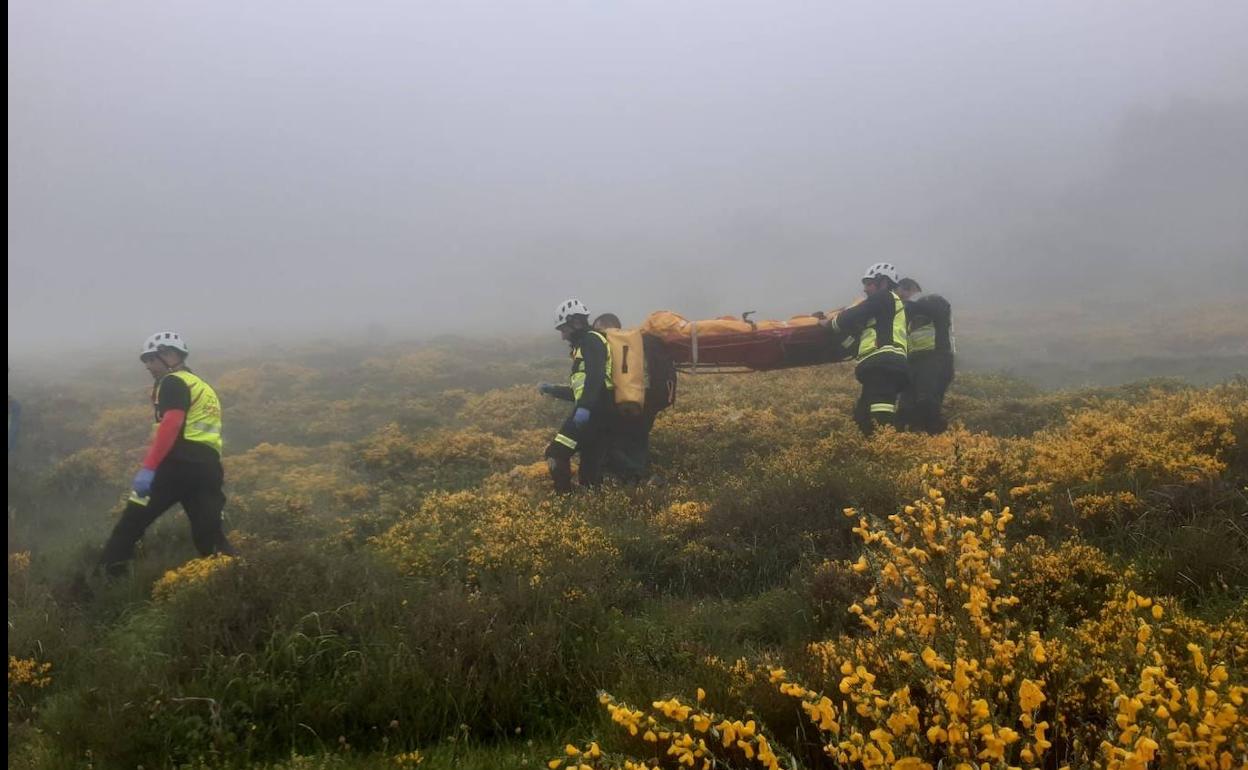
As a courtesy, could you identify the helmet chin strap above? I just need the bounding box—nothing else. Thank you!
[156,350,185,374]
[151,360,171,379]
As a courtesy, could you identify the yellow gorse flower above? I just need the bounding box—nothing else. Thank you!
[151,554,236,601]
[569,452,1248,770]
[9,656,53,689]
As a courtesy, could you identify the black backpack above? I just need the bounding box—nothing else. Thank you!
[642,334,677,415]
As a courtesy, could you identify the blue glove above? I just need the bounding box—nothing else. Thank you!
[132,468,156,497]
[572,407,591,428]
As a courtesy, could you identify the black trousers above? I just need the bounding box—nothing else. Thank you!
[898,352,955,434]
[98,459,234,575]
[545,408,612,493]
[853,365,910,436]
[604,411,655,483]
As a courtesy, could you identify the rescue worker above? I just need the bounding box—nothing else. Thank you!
[591,313,654,484]
[541,311,666,485]
[896,278,955,434]
[821,263,909,435]
[540,300,614,492]
[97,332,235,575]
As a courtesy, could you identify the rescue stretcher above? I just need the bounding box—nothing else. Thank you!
[640,310,858,373]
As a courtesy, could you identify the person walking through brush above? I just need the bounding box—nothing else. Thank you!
[896,277,955,434]
[97,332,235,575]
[590,313,653,484]
[820,263,910,435]
[540,311,673,486]
[539,300,615,493]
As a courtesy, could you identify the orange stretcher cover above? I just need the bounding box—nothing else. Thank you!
[640,310,857,371]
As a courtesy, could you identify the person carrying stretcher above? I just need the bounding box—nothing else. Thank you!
[896,277,955,434]
[542,299,615,492]
[820,263,910,435]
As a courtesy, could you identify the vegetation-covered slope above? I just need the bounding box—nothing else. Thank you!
[7,341,1247,769]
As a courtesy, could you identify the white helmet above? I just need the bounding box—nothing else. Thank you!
[554,299,590,329]
[141,331,189,360]
[862,263,900,285]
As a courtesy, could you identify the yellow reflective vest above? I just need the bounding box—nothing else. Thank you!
[905,294,955,356]
[154,370,223,454]
[553,332,616,452]
[908,321,937,353]
[569,331,614,402]
[855,291,908,364]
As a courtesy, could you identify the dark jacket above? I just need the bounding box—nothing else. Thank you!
[831,290,909,373]
[904,294,955,355]
[570,329,612,411]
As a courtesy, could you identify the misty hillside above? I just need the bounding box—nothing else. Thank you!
[8,2,1248,768]
[8,338,1248,769]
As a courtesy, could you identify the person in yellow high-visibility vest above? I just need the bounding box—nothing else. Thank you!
[821,263,910,435]
[896,277,955,434]
[97,331,235,575]
[540,300,614,493]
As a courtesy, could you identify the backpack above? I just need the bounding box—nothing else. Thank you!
[604,329,647,416]
[641,333,677,416]
[603,330,678,417]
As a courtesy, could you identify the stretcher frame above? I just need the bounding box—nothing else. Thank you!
[667,317,857,375]
[675,321,757,374]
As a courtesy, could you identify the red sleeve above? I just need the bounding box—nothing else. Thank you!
[142,409,185,470]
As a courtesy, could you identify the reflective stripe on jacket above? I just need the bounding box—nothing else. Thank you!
[837,290,907,363]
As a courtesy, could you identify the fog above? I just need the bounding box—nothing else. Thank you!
[8,1,1248,360]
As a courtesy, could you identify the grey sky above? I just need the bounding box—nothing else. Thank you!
[9,1,1248,357]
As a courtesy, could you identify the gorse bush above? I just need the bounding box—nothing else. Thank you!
[564,467,1246,770]
[371,489,622,595]
[6,340,1247,769]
